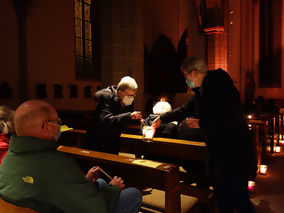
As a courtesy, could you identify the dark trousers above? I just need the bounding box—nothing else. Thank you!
[213,175,255,213]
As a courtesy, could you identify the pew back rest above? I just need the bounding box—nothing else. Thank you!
[57,145,182,213]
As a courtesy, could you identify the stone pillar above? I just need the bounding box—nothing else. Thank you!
[12,0,34,103]
[204,27,227,71]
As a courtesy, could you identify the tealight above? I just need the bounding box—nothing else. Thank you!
[259,165,267,175]
[248,181,255,191]
[275,146,281,153]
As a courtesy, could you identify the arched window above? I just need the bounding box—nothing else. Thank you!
[74,0,100,80]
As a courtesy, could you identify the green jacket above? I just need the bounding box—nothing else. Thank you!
[0,135,121,213]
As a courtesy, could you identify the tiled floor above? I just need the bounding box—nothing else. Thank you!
[251,151,284,213]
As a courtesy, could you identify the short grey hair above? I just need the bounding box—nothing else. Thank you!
[117,76,138,91]
[181,57,208,74]
[0,106,15,134]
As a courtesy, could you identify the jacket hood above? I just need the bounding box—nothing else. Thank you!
[8,135,59,154]
[93,85,120,102]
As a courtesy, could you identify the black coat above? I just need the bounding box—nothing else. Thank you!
[144,114,178,139]
[160,69,257,178]
[85,86,135,154]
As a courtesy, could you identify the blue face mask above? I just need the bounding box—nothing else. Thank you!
[186,78,195,88]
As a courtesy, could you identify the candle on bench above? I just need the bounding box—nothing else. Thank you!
[142,126,155,142]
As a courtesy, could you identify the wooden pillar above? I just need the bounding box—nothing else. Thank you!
[12,0,33,103]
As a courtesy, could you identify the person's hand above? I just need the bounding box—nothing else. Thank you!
[152,116,161,129]
[131,111,142,120]
[186,118,200,128]
[109,176,125,190]
[86,166,100,183]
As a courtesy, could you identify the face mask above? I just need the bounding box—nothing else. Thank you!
[186,78,195,88]
[55,127,61,142]
[49,125,61,142]
[122,96,134,106]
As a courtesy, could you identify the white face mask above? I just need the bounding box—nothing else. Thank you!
[48,123,61,142]
[122,96,134,106]
[55,126,61,142]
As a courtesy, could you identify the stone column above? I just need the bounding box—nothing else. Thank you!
[204,27,227,71]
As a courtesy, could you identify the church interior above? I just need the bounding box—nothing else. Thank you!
[1,0,284,212]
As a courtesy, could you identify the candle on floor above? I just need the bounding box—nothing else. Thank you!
[248,181,255,192]
[259,165,267,175]
[275,146,281,153]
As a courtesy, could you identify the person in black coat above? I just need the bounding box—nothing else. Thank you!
[152,57,257,213]
[84,76,142,154]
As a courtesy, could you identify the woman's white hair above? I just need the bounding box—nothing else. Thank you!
[153,101,172,115]
[117,76,138,91]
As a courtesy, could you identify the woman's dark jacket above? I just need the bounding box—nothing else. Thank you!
[160,69,257,178]
[85,86,135,154]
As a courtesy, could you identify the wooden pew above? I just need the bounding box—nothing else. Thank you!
[60,129,86,148]
[57,145,183,213]
[120,133,208,163]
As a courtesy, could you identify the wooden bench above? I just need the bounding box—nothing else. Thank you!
[57,145,186,213]
[0,198,37,213]
[120,134,208,163]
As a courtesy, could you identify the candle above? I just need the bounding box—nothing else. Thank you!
[142,126,155,142]
[259,165,267,175]
[248,181,255,191]
[275,146,281,153]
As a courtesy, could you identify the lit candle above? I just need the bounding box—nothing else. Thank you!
[248,181,255,191]
[247,115,252,119]
[142,126,155,142]
[275,146,281,153]
[259,165,267,175]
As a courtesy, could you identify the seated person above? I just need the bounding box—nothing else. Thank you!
[0,106,15,164]
[0,100,142,213]
[144,101,178,138]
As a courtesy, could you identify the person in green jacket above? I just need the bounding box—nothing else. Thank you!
[0,100,142,213]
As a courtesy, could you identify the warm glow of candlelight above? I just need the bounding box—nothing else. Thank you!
[275,146,281,153]
[260,165,267,175]
[142,126,155,142]
[247,115,252,119]
[248,181,255,191]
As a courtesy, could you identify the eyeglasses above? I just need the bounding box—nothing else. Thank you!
[42,118,62,128]
[121,90,136,98]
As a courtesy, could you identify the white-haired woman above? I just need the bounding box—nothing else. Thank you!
[143,101,178,138]
[0,106,15,164]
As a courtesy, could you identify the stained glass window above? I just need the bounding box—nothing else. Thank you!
[74,0,99,79]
